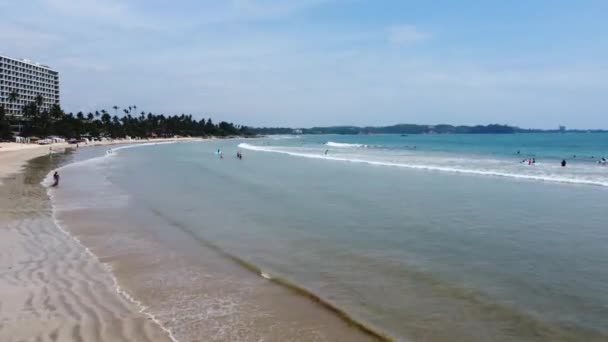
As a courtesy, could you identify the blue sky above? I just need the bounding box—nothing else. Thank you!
[1,0,607,128]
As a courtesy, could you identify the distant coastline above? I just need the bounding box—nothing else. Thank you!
[248,124,608,135]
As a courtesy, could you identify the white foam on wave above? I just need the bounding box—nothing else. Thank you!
[269,135,302,140]
[325,141,368,148]
[239,143,608,187]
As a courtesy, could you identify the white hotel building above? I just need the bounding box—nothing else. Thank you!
[0,54,60,116]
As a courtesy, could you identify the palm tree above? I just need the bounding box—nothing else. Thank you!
[7,90,19,115]
[8,90,19,103]
[87,113,94,121]
[113,105,119,117]
[34,94,44,108]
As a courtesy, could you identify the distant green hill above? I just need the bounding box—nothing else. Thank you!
[248,124,607,135]
[250,124,517,135]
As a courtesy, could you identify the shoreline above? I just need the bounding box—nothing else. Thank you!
[1,138,380,342]
[39,141,383,341]
[0,143,183,342]
[0,137,201,183]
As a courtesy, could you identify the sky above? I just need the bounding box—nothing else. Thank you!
[1,0,607,129]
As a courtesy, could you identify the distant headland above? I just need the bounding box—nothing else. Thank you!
[248,124,608,135]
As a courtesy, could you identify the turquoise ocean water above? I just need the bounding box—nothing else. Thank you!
[51,134,608,341]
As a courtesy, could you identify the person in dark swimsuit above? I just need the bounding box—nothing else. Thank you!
[52,171,60,187]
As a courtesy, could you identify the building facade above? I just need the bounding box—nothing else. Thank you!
[0,54,60,116]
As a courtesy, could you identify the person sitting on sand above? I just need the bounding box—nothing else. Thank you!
[52,171,60,187]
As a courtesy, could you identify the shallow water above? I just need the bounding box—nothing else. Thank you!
[49,135,608,341]
[0,149,172,342]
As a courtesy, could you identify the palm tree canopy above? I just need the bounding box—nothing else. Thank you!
[8,90,19,102]
[34,95,44,107]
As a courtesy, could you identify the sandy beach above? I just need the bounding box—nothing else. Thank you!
[0,139,194,342]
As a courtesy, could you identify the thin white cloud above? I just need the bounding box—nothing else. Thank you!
[230,0,329,19]
[191,0,332,24]
[55,57,110,72]
[0,25,63,55]
[388,24,431,45]
[40,0,162,30]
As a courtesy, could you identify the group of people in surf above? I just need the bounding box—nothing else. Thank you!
[217,148,243,160]
[518,150,608,167]
[521,158,569,167]
[521,158,536,165]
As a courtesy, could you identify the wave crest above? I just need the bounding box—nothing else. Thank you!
[238,143,608,187]
[325,141,368,148]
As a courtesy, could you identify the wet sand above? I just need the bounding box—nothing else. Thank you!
[0,152,172,341]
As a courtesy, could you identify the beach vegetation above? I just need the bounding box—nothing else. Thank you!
[4,102,248,140]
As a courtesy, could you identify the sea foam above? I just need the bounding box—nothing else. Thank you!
[239,143,608,187]
[325,141,368,148]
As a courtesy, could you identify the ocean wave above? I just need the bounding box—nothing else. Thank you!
[325,141,368,148]
[238,143,608,187]
[269,135,302,140]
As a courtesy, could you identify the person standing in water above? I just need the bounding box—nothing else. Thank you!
[52,171,60,187]
[561,159,567,167]
[324,149,329,156]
